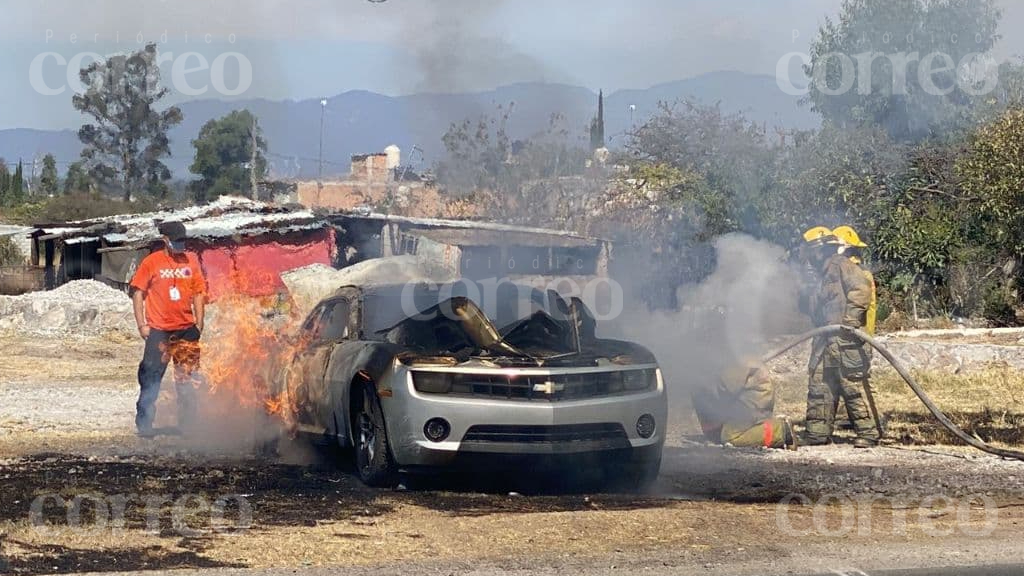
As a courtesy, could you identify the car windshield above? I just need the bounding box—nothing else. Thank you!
[361,281,570,336]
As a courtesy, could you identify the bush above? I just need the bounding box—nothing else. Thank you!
[982,285,1018,327]
[0,236,23,266]
[0,193,156,225]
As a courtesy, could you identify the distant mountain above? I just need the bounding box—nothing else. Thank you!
[0,128,84,173]
[0,72,819,180]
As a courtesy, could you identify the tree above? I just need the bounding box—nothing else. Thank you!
[73,43,183,201]
[589,90,605,150]
[40,154,59,196]
[804,0,1001,141]
[189,110,267,202]
[624,100,773,238]
[436,105,592,222]
[63,161,91,195]
[437,103,516,197]
[958,105,1024,257]
[7,161,25,206]
[0,160,8,206]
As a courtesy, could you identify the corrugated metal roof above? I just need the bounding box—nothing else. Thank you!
[331,212,603,243]
[410,227,597,249]
[0,225,32,237]
[42,196,324,246]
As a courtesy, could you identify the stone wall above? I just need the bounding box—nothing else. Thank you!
[770,336,1024,378]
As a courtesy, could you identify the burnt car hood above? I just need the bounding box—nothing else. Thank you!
[382,296,655,367]
[381,296,528,359]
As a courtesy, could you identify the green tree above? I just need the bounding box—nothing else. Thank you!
[0,159,8,205]
[804,0,1001,141]
[761,125,904,244]
[958,106,1024,257]
[189,110,267,202]
[63,161,91,195]
[73,43,183,201]
[437,105,591,222]
[624,100,773,238]
[6,161,26,206]
[589,90,605,150]
[0,235,23,266]
[437,103,516,197]
[40,154,59,196]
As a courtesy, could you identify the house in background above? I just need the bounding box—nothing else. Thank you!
[26,197,337,301]
[13,196,615,310]
[295,146,446,216]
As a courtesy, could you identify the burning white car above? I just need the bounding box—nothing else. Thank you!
[272,280,667,489]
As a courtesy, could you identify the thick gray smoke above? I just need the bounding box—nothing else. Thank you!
[408,0,548,94]
[397,0,586,157]
[607,233,805,404]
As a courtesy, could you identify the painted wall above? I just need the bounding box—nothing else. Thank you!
[196,228,336,301]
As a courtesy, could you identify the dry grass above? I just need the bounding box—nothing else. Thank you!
[772,366,1024,446]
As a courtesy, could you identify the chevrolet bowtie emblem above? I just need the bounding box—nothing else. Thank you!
[532,380,564,394]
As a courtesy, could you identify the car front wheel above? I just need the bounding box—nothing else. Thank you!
[353,383,397,487]
[605,456,661,493]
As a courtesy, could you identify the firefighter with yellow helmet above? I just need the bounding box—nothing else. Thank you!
[799,225,880,447]
[796,226,835,323]
[832,225,877,336]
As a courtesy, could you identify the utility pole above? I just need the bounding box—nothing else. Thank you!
[318,98,327,192]
[249,115,258,199]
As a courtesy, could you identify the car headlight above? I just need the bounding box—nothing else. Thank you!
[622,369,653,391]
[412,372,452,393]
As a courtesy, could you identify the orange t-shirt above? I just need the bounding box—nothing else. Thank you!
[130,250,207,331]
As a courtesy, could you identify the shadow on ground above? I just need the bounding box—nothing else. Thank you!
[0,449,674,574]
[4,437,1021,574]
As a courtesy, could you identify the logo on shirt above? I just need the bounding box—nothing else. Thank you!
[159,267,194,279]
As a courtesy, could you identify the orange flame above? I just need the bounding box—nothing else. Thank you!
[197,268,307,430]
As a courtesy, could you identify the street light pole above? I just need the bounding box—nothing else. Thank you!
[318,98,327,191]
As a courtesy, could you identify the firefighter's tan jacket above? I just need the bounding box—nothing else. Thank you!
[816,253,873,328]
[692,363,790,448]
[808,253,873,374]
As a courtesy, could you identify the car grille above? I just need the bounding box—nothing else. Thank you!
[462,423,629,446]
[412,369,656,401]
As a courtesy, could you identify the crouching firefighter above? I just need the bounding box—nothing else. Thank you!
[802,225,880,448]
[692,360,797,449]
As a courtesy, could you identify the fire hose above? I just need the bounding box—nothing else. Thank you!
[758,324,1024,461]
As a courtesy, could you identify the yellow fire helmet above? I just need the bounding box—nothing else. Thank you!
[831,225,867,248]
[802,226,834,244]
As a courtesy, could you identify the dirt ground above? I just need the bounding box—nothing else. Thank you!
[3,334,1024,575]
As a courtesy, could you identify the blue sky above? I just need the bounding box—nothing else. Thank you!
[2,0,1023,130]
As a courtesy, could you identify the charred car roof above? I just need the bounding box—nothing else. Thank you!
[330,281,565,335]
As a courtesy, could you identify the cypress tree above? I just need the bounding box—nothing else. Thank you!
[589,90,606,150]
[0,160,8,206]
[11,161,24,205]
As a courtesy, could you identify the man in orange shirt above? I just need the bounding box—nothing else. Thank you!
[130,221,207,437]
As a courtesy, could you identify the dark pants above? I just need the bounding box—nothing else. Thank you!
[137,325,202,432]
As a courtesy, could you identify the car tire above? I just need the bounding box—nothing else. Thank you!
[631,457,662,492]
[353,383,397,488]
[606,456,661,493]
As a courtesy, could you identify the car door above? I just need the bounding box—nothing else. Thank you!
[287,298,352,432]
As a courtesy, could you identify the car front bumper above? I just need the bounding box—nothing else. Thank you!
[380,364,668,468]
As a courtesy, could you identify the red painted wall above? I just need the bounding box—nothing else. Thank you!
[197,228,335,301]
